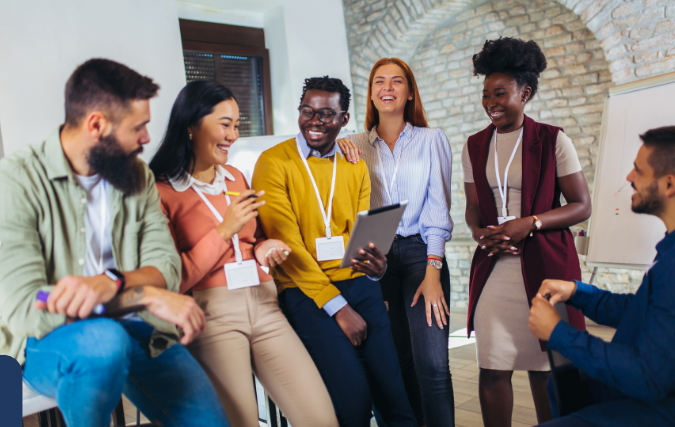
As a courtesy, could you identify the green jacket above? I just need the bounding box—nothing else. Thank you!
[0,129,182,365]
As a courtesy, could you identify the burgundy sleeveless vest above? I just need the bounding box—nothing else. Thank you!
[466,115,585,350]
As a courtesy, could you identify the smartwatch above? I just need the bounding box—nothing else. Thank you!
[104,268,126,294]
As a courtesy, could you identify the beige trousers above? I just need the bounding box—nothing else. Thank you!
[189,281,338,427]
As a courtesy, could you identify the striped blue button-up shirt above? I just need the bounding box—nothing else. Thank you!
[347,123,453,257]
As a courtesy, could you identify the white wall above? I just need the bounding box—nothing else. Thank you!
[0,120,4,159]
[0,0,356,160]
[177,0,357,135]
[0,0,187,161]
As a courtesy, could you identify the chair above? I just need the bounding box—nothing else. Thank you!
[23,382,157,427]
[23,380,65,427]
[547,348,594,417]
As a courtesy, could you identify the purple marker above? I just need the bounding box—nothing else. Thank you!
[36,290,106,315]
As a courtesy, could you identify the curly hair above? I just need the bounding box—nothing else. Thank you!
[299,76,351,112]
[472,37,547,100]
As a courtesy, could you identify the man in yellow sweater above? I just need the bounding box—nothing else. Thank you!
[252,77,416,427]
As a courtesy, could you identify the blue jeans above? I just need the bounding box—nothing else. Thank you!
[279,276,417,427]
[23,318,229,427]
[376,235,454,427]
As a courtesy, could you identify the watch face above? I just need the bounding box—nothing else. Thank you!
[536,220,542,228]
[429,260,443,269]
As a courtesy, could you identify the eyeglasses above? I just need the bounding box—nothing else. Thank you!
[298,106,346,124]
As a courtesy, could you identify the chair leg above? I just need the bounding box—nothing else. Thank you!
[36,410,50,427]
[266,394,278,427]
[56,409,66,427]
[112,399,126,426]
[48,409,60,427]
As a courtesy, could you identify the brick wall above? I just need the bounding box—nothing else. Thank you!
[342,0,675,310]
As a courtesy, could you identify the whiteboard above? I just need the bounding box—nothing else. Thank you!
[586,73,675,269]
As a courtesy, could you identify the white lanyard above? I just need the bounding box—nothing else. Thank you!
[493,128,524,218]
[193,187,244,263]
[376,140,403,205]
[296,139,337,238]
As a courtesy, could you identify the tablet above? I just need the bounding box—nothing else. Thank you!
[340,201,408,268]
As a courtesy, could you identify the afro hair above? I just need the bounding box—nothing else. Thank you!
[299,76,351,113]
[472,37,547,101]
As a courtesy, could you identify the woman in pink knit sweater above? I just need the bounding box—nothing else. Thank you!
[149,81,338,427]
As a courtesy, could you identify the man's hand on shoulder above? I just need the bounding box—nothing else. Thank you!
[334,304,367,347]
[350,243,387,278]
[35,274,118,319]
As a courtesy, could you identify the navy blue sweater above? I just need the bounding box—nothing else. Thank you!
[549,230,675,426]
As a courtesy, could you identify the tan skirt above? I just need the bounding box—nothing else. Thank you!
[474,254,550,371]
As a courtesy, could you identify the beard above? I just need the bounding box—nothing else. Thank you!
[87,132,145,195]
[631,180,664,215]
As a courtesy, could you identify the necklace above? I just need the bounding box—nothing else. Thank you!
[194,165,217,184]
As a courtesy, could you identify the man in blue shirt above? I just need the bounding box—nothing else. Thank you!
[528,126,675,427]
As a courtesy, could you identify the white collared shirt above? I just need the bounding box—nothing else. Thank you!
[347,123,454,257]
[169,165,236,194]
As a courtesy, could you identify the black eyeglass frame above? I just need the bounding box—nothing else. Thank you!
[297,106,347,124]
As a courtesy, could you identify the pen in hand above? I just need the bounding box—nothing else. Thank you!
[36,290,106,315]
[225,191,258,199]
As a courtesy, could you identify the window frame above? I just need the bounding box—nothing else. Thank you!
[180,19,274,135]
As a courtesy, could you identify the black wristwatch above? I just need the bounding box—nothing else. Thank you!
[104,268,126,294]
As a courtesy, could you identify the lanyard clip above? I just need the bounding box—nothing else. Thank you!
[325,227,332,238]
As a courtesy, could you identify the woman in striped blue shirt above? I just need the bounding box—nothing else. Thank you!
[338,58,455,427]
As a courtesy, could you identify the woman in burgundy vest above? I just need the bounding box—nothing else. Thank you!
[462,38,592,427]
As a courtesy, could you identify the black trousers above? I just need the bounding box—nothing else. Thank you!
[279,276,417,427]
[378,235,455,427]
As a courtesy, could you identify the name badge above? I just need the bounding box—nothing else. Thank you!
[224,260,260,290]
[497,216,516,224]
[316,236,345,261]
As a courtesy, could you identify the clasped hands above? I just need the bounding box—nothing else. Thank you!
[528,279,578,341]
[474,216,535,256]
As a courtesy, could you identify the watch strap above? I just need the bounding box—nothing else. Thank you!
[104,268,125,294]
[532,215,542,230]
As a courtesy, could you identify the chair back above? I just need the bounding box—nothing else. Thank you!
[547,305,594,417]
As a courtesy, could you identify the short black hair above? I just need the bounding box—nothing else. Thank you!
[472,37,547,101]
[299,76,351,112]
[150,80,236,183]
[64,58,159,127]
[640,126,675,177]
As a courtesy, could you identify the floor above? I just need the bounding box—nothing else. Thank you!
[446,312,615,427]
[23,312,616,427]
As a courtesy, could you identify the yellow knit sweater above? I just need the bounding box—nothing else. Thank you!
[251,138,370,308]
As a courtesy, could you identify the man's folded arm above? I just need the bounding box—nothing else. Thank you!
[567,280,634,328]
[252,153,342,309]
[0,171,65,339]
